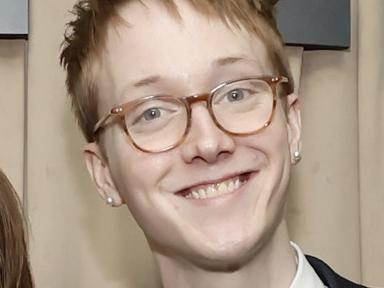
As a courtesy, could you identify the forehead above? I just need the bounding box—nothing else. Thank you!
[97,0,272,106]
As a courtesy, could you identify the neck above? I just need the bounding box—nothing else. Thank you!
[153,220,297,288]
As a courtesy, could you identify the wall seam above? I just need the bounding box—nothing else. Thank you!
[23,40,29,221]
[354,0,364,283]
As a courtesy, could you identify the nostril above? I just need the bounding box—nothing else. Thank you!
[189,149,232,165]
[217,150,232,161]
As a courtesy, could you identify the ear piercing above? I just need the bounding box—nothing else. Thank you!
[293,150,301,164]
[106,196,114,207]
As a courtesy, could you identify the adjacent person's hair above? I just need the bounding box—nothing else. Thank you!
[0,170,34,288]
[60,0,293,142]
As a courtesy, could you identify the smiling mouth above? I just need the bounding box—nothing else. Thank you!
[176,173,252,200]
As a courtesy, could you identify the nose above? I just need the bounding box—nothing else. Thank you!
[180,103,235,164]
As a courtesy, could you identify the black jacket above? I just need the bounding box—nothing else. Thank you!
[307,256,367,288]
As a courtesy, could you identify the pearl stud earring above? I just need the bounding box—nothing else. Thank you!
[293,150,301,164]
[106,196,114,207]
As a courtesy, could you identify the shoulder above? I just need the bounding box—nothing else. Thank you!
[306,255,367,288]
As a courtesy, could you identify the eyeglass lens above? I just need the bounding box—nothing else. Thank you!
[124,79,273,152]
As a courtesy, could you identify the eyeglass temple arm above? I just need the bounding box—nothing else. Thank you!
[93,106,123,135]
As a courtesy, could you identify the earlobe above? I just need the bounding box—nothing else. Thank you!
[285,94,302,164]
[83,142,124,207]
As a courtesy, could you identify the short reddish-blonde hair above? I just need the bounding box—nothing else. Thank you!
[60,0,293,142]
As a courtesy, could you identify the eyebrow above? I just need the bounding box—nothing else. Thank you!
[133,75,162,88]
[213,56,246,67]
[213,55,266,75]
[130,55,259,90]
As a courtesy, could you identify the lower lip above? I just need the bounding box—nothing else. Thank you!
[178,172,257,206]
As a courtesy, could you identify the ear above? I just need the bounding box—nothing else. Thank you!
[285,94,302,164]
[83,142,124,207]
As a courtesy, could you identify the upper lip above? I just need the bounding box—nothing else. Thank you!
[174,170,256,195]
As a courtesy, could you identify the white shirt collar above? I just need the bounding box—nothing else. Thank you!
[289,242,327,288]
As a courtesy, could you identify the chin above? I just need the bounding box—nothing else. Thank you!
[148,173,288,271]
[178,223,273,272]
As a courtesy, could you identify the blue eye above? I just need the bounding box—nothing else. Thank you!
[143,108,161,121]
[227,89,245,102]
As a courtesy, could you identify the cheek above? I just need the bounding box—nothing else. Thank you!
[266,109,290,157]
[262,114,292,207]
[263,114,291,190]
[241,113,290,160]
[108,137,175,199]
[240,110,291,198]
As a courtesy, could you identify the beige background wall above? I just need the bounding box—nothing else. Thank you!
[288,0,362,281]
[0,40,25,199]
[0,0,382,287]
[358,1,384,285]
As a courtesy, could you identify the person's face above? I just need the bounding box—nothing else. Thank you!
[85,0,301,269]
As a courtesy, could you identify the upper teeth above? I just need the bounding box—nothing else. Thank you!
[185,176,245,200]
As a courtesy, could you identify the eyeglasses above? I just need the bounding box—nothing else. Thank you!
[94,76,288,153]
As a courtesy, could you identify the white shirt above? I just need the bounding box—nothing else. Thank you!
[289,242,327,288]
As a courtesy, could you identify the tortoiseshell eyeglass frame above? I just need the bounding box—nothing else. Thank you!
[93,76,289,153]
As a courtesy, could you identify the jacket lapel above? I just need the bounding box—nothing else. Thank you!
[306,256,367,288]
